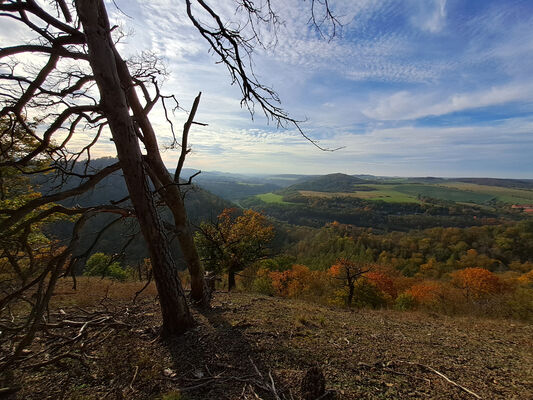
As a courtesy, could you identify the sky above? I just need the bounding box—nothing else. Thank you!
[4,0,533,178]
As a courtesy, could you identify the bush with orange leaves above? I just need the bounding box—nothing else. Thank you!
[405,281,443,306]
[364,271,397,299]
[451,267,502,300]
[269,264,328,299]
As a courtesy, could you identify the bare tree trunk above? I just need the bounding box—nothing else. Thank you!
[76,0,193,336]
[347,283,354,306]
[112,41,209,306]
[142,157,208,305]
[228,269,236,292]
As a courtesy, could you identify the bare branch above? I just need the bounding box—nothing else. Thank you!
[175,92,202,181]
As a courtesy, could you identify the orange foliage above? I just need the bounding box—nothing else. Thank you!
[269,264,322,298]
[327,263,342,278]
[517,270,533,286]
[451,267,502,298]
[269,270,290,297]
[365,272,397,298]
[406,282,442,305]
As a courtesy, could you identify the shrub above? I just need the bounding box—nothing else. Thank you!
[269,265,310,297]
[505,288,533,321]
[84,252,126,281]
[406,281,442,306]
[107,263,127,281]
[352,279,386,309]
[365,271,397,299]
[395,292,417,310]
[251,267,274,295]
[517,270,533,287]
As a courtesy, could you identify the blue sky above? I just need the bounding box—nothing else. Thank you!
[79,1,533,177]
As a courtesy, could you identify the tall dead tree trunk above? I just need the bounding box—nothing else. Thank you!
[76,0,193,336]
[112,57,209,306]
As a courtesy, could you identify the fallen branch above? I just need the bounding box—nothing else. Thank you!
[0,386,21,396]
[129,365,139,391]
[132,271,152,304]
[394,361,481,399]
[359,361,430,384]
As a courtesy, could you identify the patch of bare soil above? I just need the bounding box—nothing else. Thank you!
[6,292,532,399]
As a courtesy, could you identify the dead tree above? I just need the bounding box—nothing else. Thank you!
[0,0,198,345]
[0,0,342,355]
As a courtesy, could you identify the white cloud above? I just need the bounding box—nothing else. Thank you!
[409,0,447,33]
[364,82,533,121]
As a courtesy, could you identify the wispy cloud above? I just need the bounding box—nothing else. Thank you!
[364,82,533,121]
[83,1,533,177]
[409,0,447,33]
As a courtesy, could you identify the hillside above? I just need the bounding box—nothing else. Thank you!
[16,283,533,399]
[180,169,283,201]
[283,173,370,193]
[37,158,232,265]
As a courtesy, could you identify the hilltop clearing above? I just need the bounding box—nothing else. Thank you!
[13,280,533,399]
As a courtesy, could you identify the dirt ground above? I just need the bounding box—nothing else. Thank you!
[8,281,533,399]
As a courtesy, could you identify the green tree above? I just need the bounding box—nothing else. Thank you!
[84,252,127,281]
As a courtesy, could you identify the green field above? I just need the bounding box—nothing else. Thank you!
[440,182,533,204]
[237,182,264,187]
[299,187,420,203]
[256,192,289,204]
[262,182,533,206]
[297,181,533,205]
[391,184,495,204]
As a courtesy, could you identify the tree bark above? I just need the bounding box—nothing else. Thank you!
[347,282,354,306]
[112,36,209,306]
[228,269,236,291]
[76,0,193,336]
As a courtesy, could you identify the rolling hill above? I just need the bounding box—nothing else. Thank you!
[282,173,370,193]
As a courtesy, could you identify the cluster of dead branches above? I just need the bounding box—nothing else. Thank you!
[0,301,134,394]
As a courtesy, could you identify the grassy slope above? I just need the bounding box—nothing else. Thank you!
[256,192,290,204]
[19,280,533,400]
[440,182,533,204]
[299,189,420,203]
[392,184,495,204]
[297,182,533,205]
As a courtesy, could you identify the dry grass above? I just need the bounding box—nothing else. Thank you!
[10,286,533,400]
[50,277,158,308]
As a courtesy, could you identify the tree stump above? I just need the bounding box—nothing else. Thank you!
[301,366,326,400]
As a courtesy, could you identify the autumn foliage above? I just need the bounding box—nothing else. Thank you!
[239,258,533,319]
[451,267,502,299]
[269,265,327,298]
[365,272,397,299]
[405,282,443,305]
[195,208,274,290]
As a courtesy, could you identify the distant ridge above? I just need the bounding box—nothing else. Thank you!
[284,173,369,193]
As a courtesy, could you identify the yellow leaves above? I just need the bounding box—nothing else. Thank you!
[196,208,275,274]
[517,270,533,286]
[451,267,502,298]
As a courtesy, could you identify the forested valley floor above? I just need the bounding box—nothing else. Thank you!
[13,278,532,400]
